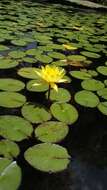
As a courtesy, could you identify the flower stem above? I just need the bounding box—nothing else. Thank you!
[47,84,51,101]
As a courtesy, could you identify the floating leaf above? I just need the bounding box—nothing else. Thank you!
[97,88,107,100]
[97,66,107,76]
[22,103,52,124]
[46,88,71,102]
[81,51,101,58]
[0,159,21,190]
[35,54,53,63]
[81,79,104,91]
[50,103,78,124]
[0,45,9,51]
[8,51,25,59]
[11,39,27,46]
[48,52,66,60]
[0,78,25,91]
[35,121,69,143]
[67,55,86,61]
[69,70,92,80]
[27,79,49,92]
[0,115,33,141]
[24,143,70,172]
[97,102,107,115]
[0,140,20,159]
[104,80,107,86]
[0,92,26,108]
[75,90,99,108]
[22,57,36,63]
[18,67,39,79]
[0,58,19,69]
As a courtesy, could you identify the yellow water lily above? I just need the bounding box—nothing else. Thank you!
[34,65,67,91]
[63,44,77,50]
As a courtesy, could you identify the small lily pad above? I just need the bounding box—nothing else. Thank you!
[97,102,107,115]
[35,54,53,63]
[48,52,66,60]
[27,79,49,92]
[0,92,26,108]
[22,103,52,124]
[0,140,20,159]
[81,51,100,58]
[0,78,25,91]
[75,90,99,108]
[67,55,86,61]
[50,103,78,125]
[0,159,21,190]
[69,71,92,80]
[97,66,107,76]
[35,121,69,143]
[0,58,19,69]
[24,143,70,172]
[104,80,107,86]
[0,115,33,141]
[8,51,25,59]
[97,88,107,100]
[81,79,104,91]
[46,88,71,102]
[0,45,9,51]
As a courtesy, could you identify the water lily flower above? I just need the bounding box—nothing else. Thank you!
[63,44,77,50]
[34,65,67,91]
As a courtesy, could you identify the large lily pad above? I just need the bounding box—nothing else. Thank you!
[24,143,70,172]
[50,103,78,124]
[46,88,71,102]
[97,66,107,76]
[97,102,107,115]
[35,121,69,143]
[0,115,33,141]
[75,90,99,108]
[18,67,39,79]
[0,78,25,91]
[0,140,20,159]
[0,92,26,108]
[69,70,92,80]
[22,103,52,124]
[0,158,21,190]
[81,79,104,91]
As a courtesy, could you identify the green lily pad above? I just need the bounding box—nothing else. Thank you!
[0,115,33,141]
[18,67,39,79]
[0,92,26,108]
[97,102,107,115]
[11,39,27,46]
[8,51,25,59]
[67,55,86,61]
[22,57,36,63]
[21,103,52,124]
[0,78,25,91]
[69,71,92,80]
[35,121,69,143]
[0,45,9,51]
[104,80,107,86]
[0,159,21,190]
[81,79,104,91]
[87,70,98,77]
[97,88,107,100]
[80,51,100,58]
[97,66,107,76]
[27,79,49,92]
[0,58,19,69]
[35,54,53,63]
[46,88,71,102]
[26,49,42,56]
[24,143,70,172]
[0,140,20,159]
[75,90,99,108]
[48,52,66,60]
[50,103,78,125]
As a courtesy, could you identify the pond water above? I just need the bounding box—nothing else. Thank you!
[0,0,107,190]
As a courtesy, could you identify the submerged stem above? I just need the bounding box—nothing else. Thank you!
[47,84,51,101]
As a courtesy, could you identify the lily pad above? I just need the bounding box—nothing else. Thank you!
[75,90,99,108]
[50,103,78,125]
[8,51,25,59]
[27,79,49,92]
[0,45,9,51]
[0,78,25,91]
[97,66,107,76]
[69,71,92,80]
[97,102,107,115]
[81,79,104,91]
[18,67,39,79]
[0,140,20,159]
[24,143,70,172]
[35,121,69,143]
[0,92,26,108]
[67,55,86,61]
[81,51,101,58]
[0,58,19,69]
[48,52,66,60]
[0,115,33,141]
[46,88,71,102]
[22,103,52,124]
[97,88,107,100]
[0,159,21,190]
[104,80,107,86]
[35,54,53,63]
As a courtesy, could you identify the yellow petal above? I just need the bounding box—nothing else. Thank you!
[50,83,58,91]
